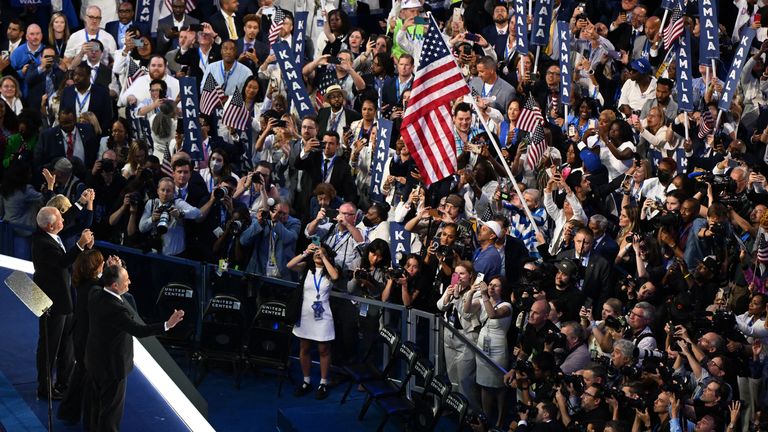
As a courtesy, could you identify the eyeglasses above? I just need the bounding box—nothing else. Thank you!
[87,15,102,20]
[628,311,644,319]
[546,71,561,76]
[707,360,721,369]
[583,392,597,399]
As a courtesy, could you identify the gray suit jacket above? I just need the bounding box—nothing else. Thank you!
[469,76,516,113]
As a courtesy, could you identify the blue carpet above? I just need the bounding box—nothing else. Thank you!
[0,268,189,431]
[0,370,45,432]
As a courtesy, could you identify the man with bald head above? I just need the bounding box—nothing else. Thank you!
[633,16,662,63]
[65,6,118,64]
[32,206,94,400]
[10,23,43,82]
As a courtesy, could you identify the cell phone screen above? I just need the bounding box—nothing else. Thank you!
[450,273,460,286]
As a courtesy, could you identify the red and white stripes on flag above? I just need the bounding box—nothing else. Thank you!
[519,95,547,171]
[401,16,469,186]
[126,60,147,89]
[268,8,285,47]
[662,0,685,51]
[517,95,545,133]
[698,109,714,139]
[221,87,250,131]
[164,0,196,14]
[200,73,226,116]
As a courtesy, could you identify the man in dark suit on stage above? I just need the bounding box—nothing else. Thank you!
[294,130,358,204]
[32,206,94,400]
[556,227,614,313]
[85,264,184,432]
[60,63,114,136]
[35,108,100,173]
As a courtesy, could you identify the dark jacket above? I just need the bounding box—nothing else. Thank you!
[34,123,100,171]
[294,151,358,204]
[60,84,114,136]
[31,230,81,315]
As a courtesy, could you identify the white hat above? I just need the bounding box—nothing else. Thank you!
[402,0,422,9]
[480,220,502,239]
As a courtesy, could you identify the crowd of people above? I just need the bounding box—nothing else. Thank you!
[2,0,768,430]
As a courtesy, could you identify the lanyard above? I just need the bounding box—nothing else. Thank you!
[312,271,324,300]
[333,230,349,249]
[54,40,64,56]
[322,156,336,181]
[221,62,235,90]
[199,47,209,70]
[395,78,411,101]
[481,81,495,98]
[329,111,343,133]
[76,90,91,115]
[85,32,99,42]
[358,122,373,140]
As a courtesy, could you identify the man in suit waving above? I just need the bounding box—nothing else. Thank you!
[85,264,184,431]
[32,206,94,400]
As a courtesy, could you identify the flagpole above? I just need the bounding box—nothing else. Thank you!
[467,98,541,235]
[683,112,689,140]
[659,9,669,35]
[533,46,541,75]
[711,58,717,82]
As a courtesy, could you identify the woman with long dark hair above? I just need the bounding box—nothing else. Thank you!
[352,239,391,354]
[320,9,351,56]
[58,249,104,423]
[287,242,339,400]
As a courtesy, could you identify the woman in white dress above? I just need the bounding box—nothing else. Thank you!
[467,276,512,428]
[287,242,339,400]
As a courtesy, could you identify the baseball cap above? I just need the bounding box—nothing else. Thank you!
[555,259,579,278]
[479,220,502,238]
[629,58,652,75]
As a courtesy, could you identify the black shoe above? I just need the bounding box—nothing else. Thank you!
[315,384,329,400]
[37,388,63,401]
[294,382,312,397]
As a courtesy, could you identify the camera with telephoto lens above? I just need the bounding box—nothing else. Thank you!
[387,267,406,280]
[465,410,489,428]
[620,364,642,379]
[436,244,456,258]
[213,185,230,200]
[230,219,243,236]
[516,401,539,418]
[127,192,141,206]
[354,268,372,282]
[508,358,533,375]
[545,330,567,350]
[100,158,114,173]
[661,375,689,397]
[155,203,174,234]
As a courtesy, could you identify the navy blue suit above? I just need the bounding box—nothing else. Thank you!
[25,64,64,113]
[60,84,114,137]
[34,123,100,171]
[593,235,620,263]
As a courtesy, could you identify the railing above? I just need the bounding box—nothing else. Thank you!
[0,219,508,403]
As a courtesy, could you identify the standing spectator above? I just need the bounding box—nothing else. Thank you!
[31,206,94,400]
[287,243,339,400]
[64,6,118,64]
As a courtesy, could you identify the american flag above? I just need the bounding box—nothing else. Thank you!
[126,60,147,89]
[315,65,338,107]
[698,109,714,139]
[268,8,285,47]
[164,0,196,14]
[524,118,547,171]
[517,95,545,133]
[221,87,250,131]
[200,73,226,116]
[400,15,469,186]
[662,0,685,51]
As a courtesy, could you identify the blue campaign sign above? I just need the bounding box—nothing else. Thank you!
[179,77,204,160]
[369,118,393,203]
[698,0,719,61]
[719,29,756,112]
[273,41,316,118]
[134,0,155,39]
[293,12,309,68]
[676,29,694,112]
[514,0,529,55]
[530,0,552,47]
[389,222,411,266]
[557,21,571,105]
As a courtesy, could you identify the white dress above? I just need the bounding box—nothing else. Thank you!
[476,301,512,388]
[292,269,335,342]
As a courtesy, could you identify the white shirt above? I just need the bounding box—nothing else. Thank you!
[618,77,657,113]
[74,86,92,116]
[598,140,635,182]
[65,29,118,62]
[119,74,180,107]
[8,39,20,55]
[62,127,86,163]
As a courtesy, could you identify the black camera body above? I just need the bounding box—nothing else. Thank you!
[387,267,406,280]
[100,158,115,173]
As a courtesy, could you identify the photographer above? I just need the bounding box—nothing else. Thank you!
[552,322,591,374]
[87,149,126,240]
[239,196,300,279]
[546,260,585,322]
[107,178,148,246]
[196,177,243,263]
[138,177,201,256]
[625,302,658,360]
[350,239,390,355]
[555,382,610,429]
[516,401,565,432]
[607,338,636,388]
[436,261,481,398]
[213,205,250,269]
[381,253,424,310]
[633,391,672,432]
